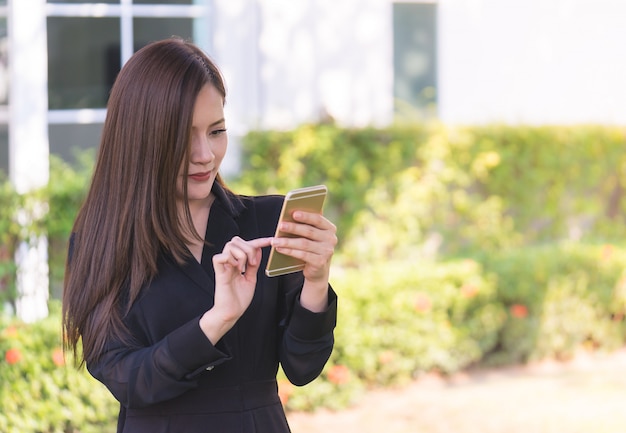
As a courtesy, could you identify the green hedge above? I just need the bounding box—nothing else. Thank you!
[234,123,626,257]
[279,242,626,410]
[0,302,117,433]
[478,242,626,366]
[0,173,19,307]
[4,243,626,424]
[280,257,505,411]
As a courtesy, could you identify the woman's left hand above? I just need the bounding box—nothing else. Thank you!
[271,210,337,305]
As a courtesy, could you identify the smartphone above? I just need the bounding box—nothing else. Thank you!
[265,185,328,277]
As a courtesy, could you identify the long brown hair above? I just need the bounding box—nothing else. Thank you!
[63,38,227,366]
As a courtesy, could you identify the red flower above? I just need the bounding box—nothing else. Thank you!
[460,284,479,299]
[277,379,294,405]
[378,350,395,365]
[52,348,65,367]
[2,325,18,338]
[5,348,22,365]
[602,244,614,262]
[414,293,432,313]
[510,304,529,319]
[327,364,351,385]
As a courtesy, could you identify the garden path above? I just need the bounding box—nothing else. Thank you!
[287,348,626,433]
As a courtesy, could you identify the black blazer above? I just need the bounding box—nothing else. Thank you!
[87,184,338,433]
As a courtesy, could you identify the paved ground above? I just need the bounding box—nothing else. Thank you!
[287,349,626,433]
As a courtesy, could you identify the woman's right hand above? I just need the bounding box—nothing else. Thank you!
[199,236,272,344]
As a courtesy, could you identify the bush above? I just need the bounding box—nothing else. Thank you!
[279,258,507,411]
[231,123,432,245]
[0,152,93,309]
[46,152,94,298]
[4,123,626,425]
[477,242,626,365]
[0,174,19,308]
[0,302,118,433]
[235,123,626,256]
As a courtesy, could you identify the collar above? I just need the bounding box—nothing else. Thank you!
[211,180,245,220]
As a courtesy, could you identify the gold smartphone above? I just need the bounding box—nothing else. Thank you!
[265,185,328,277]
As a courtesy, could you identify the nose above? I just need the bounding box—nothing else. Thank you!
[190,135,215,165]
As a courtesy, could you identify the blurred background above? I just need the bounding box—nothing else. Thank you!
[2,0,626,432]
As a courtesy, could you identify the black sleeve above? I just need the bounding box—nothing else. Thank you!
[87,316,231,408]
[277,271,338,386]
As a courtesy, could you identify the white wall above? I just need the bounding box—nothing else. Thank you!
[209,0,261,174]
[210,0,626,130]
[438,0,626,125]
[212,0,394,131]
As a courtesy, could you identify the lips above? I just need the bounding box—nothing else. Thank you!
[189,171,212,182]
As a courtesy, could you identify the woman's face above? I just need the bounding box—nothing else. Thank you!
[177,84,227,209]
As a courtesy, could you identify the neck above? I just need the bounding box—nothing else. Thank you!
[182,194,215,263]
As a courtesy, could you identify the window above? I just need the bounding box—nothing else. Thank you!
[45,0,210,163]
[393,2,438,119]
[48,17,121,110]
[48,0,119,3]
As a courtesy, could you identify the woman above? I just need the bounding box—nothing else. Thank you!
[62,38,338,432]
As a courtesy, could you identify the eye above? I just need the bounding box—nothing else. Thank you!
[209,128,227,136]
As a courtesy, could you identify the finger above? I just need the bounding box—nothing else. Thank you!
[246,237,274,249]
[229,236,272,267]
[216,239,253,273]
[272,236,335,261]
[213,249,246,274]
[278,223,338,248]
[281,214,336,238]
[291,211,335,230]
[273,244,332,271]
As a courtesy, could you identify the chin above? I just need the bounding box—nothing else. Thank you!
[187,183,215,202]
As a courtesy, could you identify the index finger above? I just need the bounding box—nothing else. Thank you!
[247,237,274,248]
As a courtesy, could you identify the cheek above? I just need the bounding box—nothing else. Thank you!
[215,137,228,162]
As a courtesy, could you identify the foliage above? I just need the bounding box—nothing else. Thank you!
[0,152,94,308]
[234,123,626,257]
[0,302,118,433]
[0,173,19,307]
[3,124,626,425]
[230,123,432,243]
[279,258,506,411]
[45,151,94,298]
[477,242,626,366]
[278,242,626,411]
[446,125,626,243]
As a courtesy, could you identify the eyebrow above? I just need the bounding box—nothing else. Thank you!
[192,118,226,129]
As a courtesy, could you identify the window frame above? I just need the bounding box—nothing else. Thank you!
[45,0,210,125]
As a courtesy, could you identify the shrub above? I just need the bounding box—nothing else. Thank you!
[231,123,433,246]
[477,242,626,365]
[0,173,19,309]
[45,152,94,299]
[4,123,626,424]
[279,257,507,411]
[0,152,93,308]
[0,302,118,433]
[235,123,626,256]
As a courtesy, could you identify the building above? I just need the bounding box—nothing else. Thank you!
[2,0,626,178]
